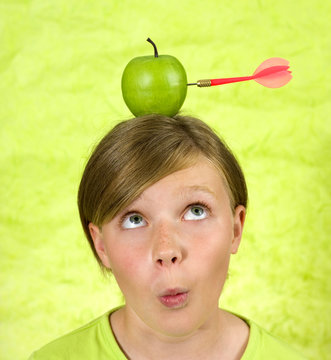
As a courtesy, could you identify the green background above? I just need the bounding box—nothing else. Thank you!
[1,1,330,359]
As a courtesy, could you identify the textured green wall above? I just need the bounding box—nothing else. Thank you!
[0,1,330,359]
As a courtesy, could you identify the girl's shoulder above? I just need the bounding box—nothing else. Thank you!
[226,311,307,360]
[28,307,126,360]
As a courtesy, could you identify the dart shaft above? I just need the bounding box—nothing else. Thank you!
[188,76,253,87]
[211,76,253,86]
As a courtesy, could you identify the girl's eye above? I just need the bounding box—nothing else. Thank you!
[183,205,208,221]
[122,214,147,229]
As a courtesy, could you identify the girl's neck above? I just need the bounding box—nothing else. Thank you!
[109,306,249,360]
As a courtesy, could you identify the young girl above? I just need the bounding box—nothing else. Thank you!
[29,114,305,359]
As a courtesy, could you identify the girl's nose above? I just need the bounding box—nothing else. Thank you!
[151,221,183,267]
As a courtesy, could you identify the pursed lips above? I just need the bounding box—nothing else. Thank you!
[158,287,189,308]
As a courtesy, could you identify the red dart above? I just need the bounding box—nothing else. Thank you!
[188,57,292,89]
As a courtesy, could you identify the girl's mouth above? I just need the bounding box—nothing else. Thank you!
[158,288,189,308]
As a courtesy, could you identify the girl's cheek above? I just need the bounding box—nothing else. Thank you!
[108,242,147,275]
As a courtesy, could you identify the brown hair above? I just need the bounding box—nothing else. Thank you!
[78,114,247,272]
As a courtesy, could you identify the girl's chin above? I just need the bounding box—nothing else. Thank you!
[149,306,214,339]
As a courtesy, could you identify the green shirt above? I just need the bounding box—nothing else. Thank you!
[28,307,306,359]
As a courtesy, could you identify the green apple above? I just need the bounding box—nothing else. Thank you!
[121,38,187,117]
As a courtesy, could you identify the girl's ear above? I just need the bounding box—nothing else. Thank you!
[88,223,111,268]
[231,205,246,254]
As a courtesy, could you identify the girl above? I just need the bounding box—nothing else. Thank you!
[29,114,305,359]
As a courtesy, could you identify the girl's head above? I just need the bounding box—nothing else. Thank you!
[78,114,247,274]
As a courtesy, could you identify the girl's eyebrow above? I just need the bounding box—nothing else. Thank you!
[177,185,216,198]
[119,185,217,216]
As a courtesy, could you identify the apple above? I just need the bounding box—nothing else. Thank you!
[121,38,187,117]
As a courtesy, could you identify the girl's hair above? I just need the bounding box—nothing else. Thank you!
[78,114,247,272]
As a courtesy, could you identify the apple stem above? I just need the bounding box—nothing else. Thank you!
[146,38,158,58]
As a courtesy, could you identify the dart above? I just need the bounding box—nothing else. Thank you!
[187,57,292,89]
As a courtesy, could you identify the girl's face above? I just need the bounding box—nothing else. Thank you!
[89,157,245,337]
